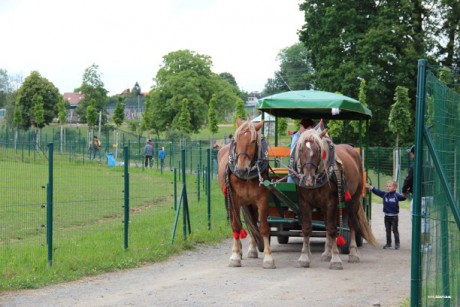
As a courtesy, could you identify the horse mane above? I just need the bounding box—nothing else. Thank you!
[234,120,258,142]
[296,129,331,175]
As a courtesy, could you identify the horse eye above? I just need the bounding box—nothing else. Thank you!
[251,140,256,144]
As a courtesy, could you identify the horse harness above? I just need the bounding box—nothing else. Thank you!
[290,138,349,205]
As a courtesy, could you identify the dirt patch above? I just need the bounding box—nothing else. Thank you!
[0,205,411,307]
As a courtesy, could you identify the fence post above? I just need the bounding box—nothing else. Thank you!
[411,58,427,306]
[207,148,211,230]
[46,143,54,266]
[124,145,130,250]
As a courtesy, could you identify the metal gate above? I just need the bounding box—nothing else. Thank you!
[411,59,460,306]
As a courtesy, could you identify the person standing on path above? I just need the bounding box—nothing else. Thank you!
[144,140,153,168]
[366,180,406,249]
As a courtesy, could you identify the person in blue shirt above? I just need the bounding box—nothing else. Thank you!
[158,147,166,169]
[366,180,406,249]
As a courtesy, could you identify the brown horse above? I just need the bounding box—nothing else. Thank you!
[291,129,377,269]
[217,118,275,269]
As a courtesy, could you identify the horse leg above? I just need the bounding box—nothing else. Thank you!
[247,234,258,259]
[326,226,343,270]
[321,235,332,262]
[348,229,360,263]
[258,205,275,269]
[298,208,312,268]
[228,204,243,267]
[299,236,312,268]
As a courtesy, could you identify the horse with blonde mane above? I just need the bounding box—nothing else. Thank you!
[291,128,377,269]
[217,118,275,269]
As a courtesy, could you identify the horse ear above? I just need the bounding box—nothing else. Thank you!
[319,128,329,138]
[254,120,264,131]
[236,117,243,127]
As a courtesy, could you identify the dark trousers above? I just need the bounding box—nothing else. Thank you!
[384,215,400,246]
[145,156,152,167]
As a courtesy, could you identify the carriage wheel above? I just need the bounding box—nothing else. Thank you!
[277,235,289,244]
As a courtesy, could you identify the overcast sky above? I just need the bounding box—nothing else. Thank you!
[1,0,304,95]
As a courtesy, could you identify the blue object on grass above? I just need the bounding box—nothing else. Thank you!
[106,153,116,167]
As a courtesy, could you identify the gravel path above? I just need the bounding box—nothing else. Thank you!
[1,205,412,307]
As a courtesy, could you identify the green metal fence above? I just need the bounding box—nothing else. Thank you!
[1,127,421,292]
[411,60,460,306]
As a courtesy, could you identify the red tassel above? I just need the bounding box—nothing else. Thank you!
[232,231,239,240]
[322,151,327,160]
[223,185,227,196]
[336,235,346,246]
[345,191,351,201]
[240,229,247,239]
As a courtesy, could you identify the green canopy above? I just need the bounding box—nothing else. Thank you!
[257,90,372,120]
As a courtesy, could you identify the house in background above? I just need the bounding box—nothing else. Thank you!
[245,92,261,118]
[63,92,84,123]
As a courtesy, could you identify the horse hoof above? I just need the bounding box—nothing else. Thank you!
[298,260,310,268]
[229,259,242,267]
[320,254,332,262]
[263,260,276,269]
[247,250,258,259]
[329,262,343,270]
[348,255,360,263]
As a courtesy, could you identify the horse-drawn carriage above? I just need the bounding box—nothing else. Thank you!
[218,90,376,269]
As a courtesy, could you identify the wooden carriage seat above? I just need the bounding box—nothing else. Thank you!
[267,146,291,176]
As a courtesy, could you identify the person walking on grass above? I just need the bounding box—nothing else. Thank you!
[91,136,102,160]
[144,140,153,168]
[365,180,406,249]
[158,146,166,170]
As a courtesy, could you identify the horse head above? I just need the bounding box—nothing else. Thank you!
[295,129,330,187]
[231,118,264,177]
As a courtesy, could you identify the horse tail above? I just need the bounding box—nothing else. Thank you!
[241,205,262,245]
[356,202,377,246]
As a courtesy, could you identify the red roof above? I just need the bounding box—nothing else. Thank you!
[63,92,84,105]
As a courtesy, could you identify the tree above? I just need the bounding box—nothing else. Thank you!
[389,86,412,147]
[219,72,238,88]
[113,97,125,127]
[14,71,60,130]
[86,102,98,137]
[32,94,45,149]
[234,99,246,125]
[262,43,315,96]
[0,68,11,108]
[12,100,22,148]
[75,64,108,124]
[208,94,219,134]
[278,118,288,139]
[425,0,460,67]
[57,95,67,152]
[350,79,369,136]
[112,96,125,158]
[298,0,426,145]
[148,50,240,133]
[175,98,192,134]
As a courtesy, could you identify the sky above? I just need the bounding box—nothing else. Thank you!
[0,0,304,95]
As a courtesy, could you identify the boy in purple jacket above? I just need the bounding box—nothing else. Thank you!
[366,180,406,249]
